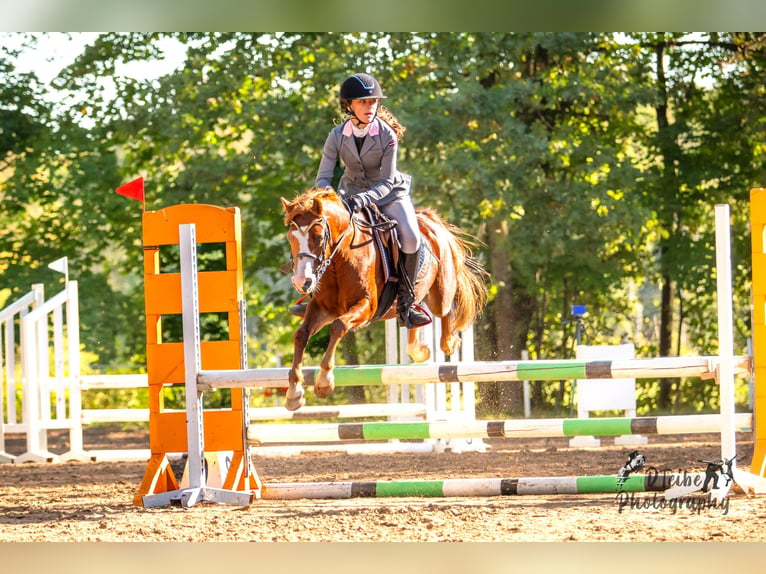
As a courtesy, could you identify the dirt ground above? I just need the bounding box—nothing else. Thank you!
[1,425,766,543]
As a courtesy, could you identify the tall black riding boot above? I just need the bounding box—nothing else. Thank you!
[288,302,307,317]
[397,246,432,329]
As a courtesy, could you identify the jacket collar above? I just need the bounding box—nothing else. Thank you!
[342,118,380,137]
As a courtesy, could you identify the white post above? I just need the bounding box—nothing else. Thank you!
[715,205,736,465]
[522,350,531,418]
[180,224,206,493]
[61,281,88,461]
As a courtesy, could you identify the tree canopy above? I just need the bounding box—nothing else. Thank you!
[2,32,764,414]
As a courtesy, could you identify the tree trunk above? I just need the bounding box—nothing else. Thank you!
[658,271,674,410]
[654,39,680,411]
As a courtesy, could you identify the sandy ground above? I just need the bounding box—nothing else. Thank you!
[1,426,766,543]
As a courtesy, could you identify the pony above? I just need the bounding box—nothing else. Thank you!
[280,187,488,411]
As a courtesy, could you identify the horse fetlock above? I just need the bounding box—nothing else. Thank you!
[442,335,462,356]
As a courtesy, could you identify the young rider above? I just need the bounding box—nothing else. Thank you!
[292,72,431,329]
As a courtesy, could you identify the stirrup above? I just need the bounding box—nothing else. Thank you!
[398,303,432,329]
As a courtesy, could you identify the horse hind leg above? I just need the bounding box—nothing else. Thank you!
[406,328,431,363]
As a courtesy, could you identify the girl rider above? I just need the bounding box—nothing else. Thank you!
[293,72,431,329]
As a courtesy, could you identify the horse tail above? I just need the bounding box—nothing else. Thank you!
[448,230,489,334]
[419,208,489,333]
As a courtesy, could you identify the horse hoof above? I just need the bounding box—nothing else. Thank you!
[314,370,335,398]
[314,385,334,398]
[285,385,305,411]
[285,395,306,411]
[444,337,462,357]
[408,346,431,363]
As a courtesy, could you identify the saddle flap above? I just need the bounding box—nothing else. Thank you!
[359,205,400,278]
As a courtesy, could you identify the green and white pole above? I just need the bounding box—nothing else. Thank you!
[261,473,703,499]
[248,413,753,444]
[199,356,750,391]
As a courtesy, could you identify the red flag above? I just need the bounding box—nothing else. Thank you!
[115,177,145,201]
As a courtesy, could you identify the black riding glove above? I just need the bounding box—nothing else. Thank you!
[344,194,370,214]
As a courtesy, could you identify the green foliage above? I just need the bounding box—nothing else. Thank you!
[2,33,765,416]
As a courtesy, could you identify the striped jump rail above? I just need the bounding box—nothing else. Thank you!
[261,473,703,499]
[198,356,751,391]
[248,413,753,444]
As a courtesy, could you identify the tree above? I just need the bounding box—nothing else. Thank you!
[387,33,651,414]
[628,33,766,410]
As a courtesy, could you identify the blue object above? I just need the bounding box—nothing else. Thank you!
[571,304,587,317]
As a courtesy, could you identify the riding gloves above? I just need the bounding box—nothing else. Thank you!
[344,193,371,214]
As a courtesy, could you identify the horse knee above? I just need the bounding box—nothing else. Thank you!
[294,327,310,347]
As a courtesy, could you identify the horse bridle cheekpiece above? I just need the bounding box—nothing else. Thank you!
[290,216,350,288]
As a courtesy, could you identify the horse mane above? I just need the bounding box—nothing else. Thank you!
[283,187,342,225]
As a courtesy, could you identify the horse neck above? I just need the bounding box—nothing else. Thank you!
[324,205,353,245]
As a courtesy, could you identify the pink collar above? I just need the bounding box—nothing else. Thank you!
[342,118,379,137]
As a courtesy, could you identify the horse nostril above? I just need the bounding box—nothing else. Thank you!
[302,279,313,292]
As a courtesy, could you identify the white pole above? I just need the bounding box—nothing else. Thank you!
[522,350,531,418]
[61,280,88,460]
[180,223,205,491]
[715,204,736,465]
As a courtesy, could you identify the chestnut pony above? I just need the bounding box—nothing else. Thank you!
[280,187,488,411]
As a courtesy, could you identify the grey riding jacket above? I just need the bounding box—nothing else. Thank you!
[315,118,412,206]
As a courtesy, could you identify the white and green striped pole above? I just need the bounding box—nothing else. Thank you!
[261,473,703,499]
[247,413,752,444]
[198,356,750,391]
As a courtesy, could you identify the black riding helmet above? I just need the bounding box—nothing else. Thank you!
[339,73,386,102]
[339,73,386,124]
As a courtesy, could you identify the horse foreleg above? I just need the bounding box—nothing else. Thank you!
[315,301,371,398]
[285,322,311,411]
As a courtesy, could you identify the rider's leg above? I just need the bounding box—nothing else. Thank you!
[289,295,310,317]
[380,198,432,328]
[289,302,307,317]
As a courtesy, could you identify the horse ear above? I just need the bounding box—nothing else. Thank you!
[309,198,324,216]
[280,197,293,212]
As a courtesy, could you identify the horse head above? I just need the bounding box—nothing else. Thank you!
[281,188,350,294]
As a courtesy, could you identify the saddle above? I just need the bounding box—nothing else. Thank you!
[356,205,431,322]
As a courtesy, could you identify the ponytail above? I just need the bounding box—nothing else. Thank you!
[377,106,406,141]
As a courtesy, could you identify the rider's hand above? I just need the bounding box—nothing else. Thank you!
[344,194,369,213]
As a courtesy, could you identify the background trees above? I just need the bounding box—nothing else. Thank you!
[1,32,764,414]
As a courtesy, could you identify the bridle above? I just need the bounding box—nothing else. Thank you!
[289,215,353,288]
